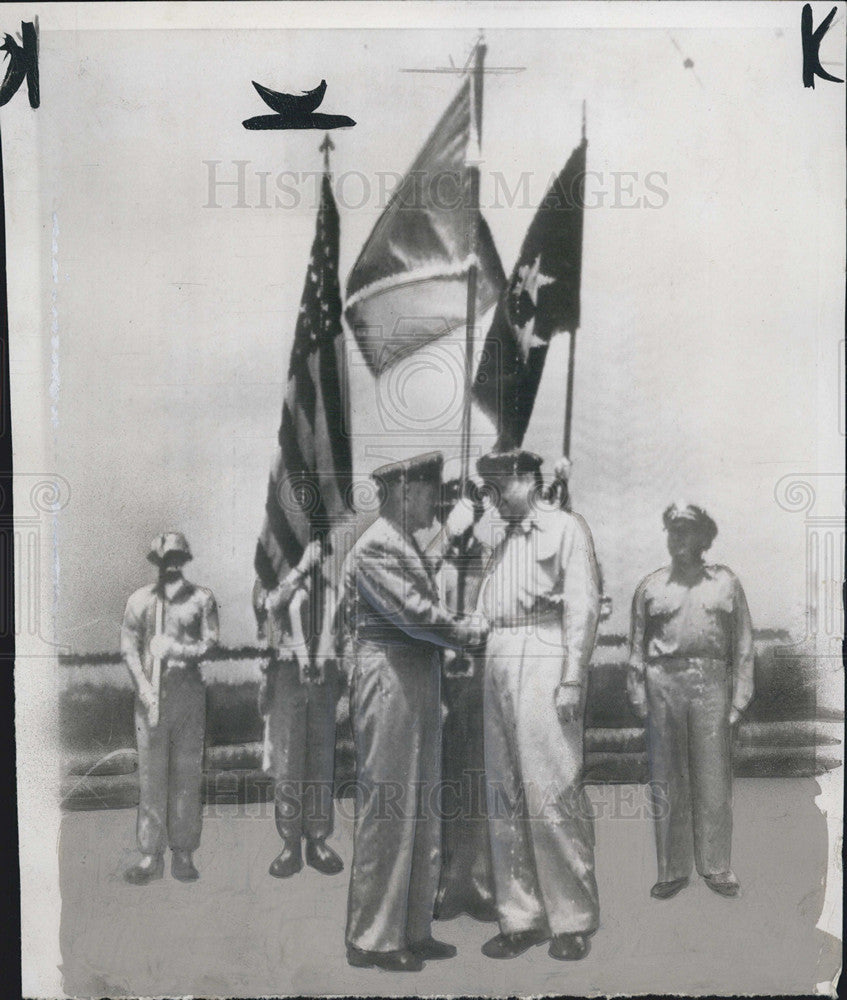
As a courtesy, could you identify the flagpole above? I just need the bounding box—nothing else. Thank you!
[459,36,485,491]
[456,37,485,618]
[562,101,586,459]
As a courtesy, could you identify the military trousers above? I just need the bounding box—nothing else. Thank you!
[346,640,442,953]
[484,625,599,937]
[262,658,338,844]
[134,666,206,856]
[645,657,733,882]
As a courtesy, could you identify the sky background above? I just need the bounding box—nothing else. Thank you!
[21,17,844,651]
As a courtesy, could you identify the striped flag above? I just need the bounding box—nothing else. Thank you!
[254,171,352,593]
[344,76,505,376]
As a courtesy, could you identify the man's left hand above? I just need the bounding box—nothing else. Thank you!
[555,683,582,725]
[728,706,742,726]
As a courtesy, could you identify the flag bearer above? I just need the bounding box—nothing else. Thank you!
[253,534,345,879]
[121,532,219,884]
[342,452,488,972]
[628,503,754,900]
[476,450,601,962]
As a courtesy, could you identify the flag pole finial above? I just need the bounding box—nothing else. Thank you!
[582,100,586,141]
[319,133,335,172]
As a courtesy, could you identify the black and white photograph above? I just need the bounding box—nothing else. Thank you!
[6,2,845,996]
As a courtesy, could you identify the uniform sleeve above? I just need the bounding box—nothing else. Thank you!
[730,574,755,712]
[559,514,601,687]
[120,595,146,689]
[355,539,464,650]
[627,581,649,715]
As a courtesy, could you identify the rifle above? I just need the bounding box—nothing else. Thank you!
[148,596,164,727]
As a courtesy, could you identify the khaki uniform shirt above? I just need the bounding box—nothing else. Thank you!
[628,563,755,712]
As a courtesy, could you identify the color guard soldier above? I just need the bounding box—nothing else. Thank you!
[253,534,344,880]
[121,532,219,884]
[628,503,755,899]
[476,450,601,961]
[341,452,488,972]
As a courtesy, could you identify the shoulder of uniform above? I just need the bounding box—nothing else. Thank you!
[707,564,738,583]
[546,507,594,543]
[353,518,395,559]
[127,583,156,607]
[637,566,670,594]
[196,584,218,605]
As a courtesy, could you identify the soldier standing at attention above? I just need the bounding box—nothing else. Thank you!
[476,450,601,962]
[252,533,345,880]
[121,532,219,884]
[342,452,488,972]
[628,503,754,900]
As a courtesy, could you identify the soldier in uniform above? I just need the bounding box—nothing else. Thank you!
[253,533,344,879]
[121,532,219,884]
[476,450,601,962]
[341,452,488,972]
[628,503,754,900]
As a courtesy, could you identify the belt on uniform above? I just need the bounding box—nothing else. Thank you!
[647,656,727,672]
[490,609,561,630]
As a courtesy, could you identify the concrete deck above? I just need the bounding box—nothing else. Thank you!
[59,778,840,997]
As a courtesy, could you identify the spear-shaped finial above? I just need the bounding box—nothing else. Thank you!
[320,133,335,172]
[582,100,586,141]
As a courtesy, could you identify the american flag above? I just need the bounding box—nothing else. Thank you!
[254,171,352,593]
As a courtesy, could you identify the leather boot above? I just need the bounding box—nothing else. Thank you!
[124,854,164,885]
[305,838,343,875]
[269,840,303,878]
[171,850,199,882]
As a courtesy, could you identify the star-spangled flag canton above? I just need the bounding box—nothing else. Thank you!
[255,172,352,592]
[473,138,587,450]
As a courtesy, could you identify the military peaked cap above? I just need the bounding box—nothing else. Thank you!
[662,503,718,546]
[371,451,444,487]
[476,449,543,480]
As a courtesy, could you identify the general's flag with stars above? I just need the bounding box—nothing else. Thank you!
[473,138,587,449]
[255,170,352,594]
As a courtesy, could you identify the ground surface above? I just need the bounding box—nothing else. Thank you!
[59,778,840,997]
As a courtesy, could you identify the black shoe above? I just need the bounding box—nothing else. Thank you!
[481,929,549,959]
[549,933,590,961]
[305,838,343,875]
[124,855,163,885]
[650,877,689,899]
[269,842,303,878]
[346,946,423,972]
[703,871,740,897]
[171,851,199,882]
[409,937,457,960]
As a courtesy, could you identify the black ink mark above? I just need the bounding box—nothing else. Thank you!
[0,18,38,108]
[242,78,355,131]
[801,4,843,88]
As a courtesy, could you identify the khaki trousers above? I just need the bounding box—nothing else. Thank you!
[484,625,599,936]
[645,658,733,881]
[346,641,442,953]
[134,667,206,856]
[262,658,338,843]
